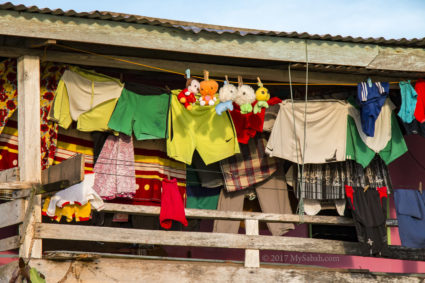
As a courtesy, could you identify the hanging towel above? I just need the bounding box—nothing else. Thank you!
[160,178,188,229]
[398,80,418,123]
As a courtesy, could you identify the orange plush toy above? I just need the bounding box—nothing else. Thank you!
[199,70,218,106]
[178,70,199,110]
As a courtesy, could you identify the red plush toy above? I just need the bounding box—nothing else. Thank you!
[178,77,199,110]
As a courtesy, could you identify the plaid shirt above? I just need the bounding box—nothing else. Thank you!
[220,133,277,192]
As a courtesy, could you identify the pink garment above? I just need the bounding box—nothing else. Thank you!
[93,134,136,200]
[160,178,188,229]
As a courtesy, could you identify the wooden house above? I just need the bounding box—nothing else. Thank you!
[0,2,424,282]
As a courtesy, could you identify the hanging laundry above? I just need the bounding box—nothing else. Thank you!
[160,178,188,229]
[108,88,170,140]
[266,100,349,164]
[230,97,282,144]
[394,189,425,248]
[130,139,186,206]
[91,131,111,165]
[294,157,392,200]
[398,80,418,123]
[42,198,91,222]
[262,103,280,132]
[167,90,240,165]
[220,132,277,192]
[302,199,346,216]
[191,151,223,188]
[0,59,17,134]
[93,134,137,200]
[48,66,123,132]
[213,166,294,236]
[414,79,425,122]
[346,112,407,168]
[356,81,389,137]
[388,135,425,189]
[44,173,104,216]
[345,185,390,256]
[186,186,221,210]
[348,98,394,153]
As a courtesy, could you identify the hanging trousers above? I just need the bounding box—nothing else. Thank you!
[213,166,294,236]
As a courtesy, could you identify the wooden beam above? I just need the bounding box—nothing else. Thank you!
[41,153,84,187]
[17,55,42,259]
[0,46,414,85]
[1,258,423,283]
[367,47,425,73]
[244,219,260,268]
[0,168,19,182]
[0,199,24,229]
[35,223,361,255]
[0,235,19,252]
[102,203,355,225]
[0,10,424,72]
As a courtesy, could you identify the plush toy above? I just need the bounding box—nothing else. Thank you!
[215,76,237,115]
[253,77,270,114]
[234,76,256,114]
[199,70,218,106]
[178,70,199,110]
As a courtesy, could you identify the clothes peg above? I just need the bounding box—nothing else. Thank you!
[419,181,423,194]
[185,69,191,79]
[224,75,229,85]
[238,76,243,87]
[363,185,370,193]
[257,77,263,87]
[367,77,373,88]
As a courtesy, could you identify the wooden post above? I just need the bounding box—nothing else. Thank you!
[17,55,42,259]
[244,219,260,268]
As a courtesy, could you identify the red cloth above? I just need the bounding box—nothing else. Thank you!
[230,97,282,144]
[160,178,188,229]
[414,79,425,123]
[345,185,355,210]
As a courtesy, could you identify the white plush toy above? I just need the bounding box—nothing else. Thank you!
[234,78,256,114]
[215,76,237,115]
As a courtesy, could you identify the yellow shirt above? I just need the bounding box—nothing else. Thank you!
[48,66,124,132]
[42,197,91,222]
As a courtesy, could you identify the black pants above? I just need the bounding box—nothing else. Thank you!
[345,185,389,256]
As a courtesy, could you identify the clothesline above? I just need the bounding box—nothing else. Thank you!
[53,43,405,87]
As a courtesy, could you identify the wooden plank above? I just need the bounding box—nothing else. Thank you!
[1,258,423,283]
[0,46,413,85]
[0,181,34,190]
[102,203,355,225]
[244,219,260,268]
[0,168,19,182]
[35,223,361,255]
[17,55,42,259]
[41,153,84,186]
[0,235,20,252]
[0,199,24,228]
[367,47,425,73]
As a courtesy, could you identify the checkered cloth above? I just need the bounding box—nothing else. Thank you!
[220,133,278,192]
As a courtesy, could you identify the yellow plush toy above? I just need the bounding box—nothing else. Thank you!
[253,77,270,114]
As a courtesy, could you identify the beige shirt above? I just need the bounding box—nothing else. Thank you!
[266,100,349,164]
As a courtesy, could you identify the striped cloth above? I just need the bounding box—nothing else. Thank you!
[0,120,186,206]
[294,156,392,200]
[220,133,277,192]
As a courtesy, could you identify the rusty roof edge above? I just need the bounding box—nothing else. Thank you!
[0,2,424,47]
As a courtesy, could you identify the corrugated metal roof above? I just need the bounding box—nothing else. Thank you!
[1,2,425,47]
